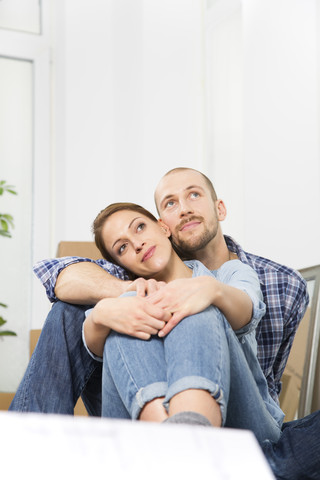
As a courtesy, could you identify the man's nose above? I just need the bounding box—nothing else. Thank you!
[179,200,193,217]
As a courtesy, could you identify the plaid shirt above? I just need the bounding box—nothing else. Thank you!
[33,235,309,403]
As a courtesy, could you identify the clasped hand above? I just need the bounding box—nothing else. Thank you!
[122,276,215,338]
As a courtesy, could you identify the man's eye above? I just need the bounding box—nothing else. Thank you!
[165,200,175,208]
[137,223,145,232]
[190,192,200,199]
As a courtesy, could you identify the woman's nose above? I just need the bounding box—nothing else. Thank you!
[134,241,145,253]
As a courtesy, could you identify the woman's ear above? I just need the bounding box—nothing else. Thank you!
[158,219,171,237]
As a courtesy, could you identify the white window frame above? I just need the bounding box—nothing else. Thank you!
[0,5,52,329]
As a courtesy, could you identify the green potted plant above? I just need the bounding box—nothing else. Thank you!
[0,180,17,337]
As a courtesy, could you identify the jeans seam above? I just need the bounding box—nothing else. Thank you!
[113,336,140,392]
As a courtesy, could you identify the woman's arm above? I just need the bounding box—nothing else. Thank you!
[83,295,172,357]
[148,276,253,337]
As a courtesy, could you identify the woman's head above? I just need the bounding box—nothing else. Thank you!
[92,202,175,279]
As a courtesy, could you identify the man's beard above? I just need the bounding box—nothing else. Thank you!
[172,217,218,258]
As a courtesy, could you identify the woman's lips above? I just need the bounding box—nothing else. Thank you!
[142,246,156,262]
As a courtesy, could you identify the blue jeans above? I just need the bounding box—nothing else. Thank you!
[102,301,282,445]
[9,301,320,479]
[262,411,320,479]
[9,301,102,415]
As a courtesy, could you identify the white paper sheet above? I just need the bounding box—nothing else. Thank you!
[0,412,274,479]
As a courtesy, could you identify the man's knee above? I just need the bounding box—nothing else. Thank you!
[45,301,88,330]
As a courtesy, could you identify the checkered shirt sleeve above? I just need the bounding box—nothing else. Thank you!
[33,257,129,303]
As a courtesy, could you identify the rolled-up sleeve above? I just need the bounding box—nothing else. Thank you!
[82,308,103,362]
[217,260,266,338]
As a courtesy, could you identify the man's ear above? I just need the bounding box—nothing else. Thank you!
[216,199,227,221]
[158,219,171,237]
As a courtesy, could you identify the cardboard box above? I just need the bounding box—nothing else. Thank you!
[0,392,15,410]
[279,307,311,420]
[57,241,101,259]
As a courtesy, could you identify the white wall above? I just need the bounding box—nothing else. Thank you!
[243,0,319,269]
[51,0,207,250]
[206,0,320,270]
[53,0,320,270]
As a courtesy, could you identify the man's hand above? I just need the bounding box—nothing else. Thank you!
[125,277,167,297]
[147,276,216,337]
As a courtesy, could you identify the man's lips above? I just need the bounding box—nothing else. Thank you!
[142,246,156,262]
[179,219,202,232]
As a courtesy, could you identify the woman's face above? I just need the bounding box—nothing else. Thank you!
[101,209,173,278]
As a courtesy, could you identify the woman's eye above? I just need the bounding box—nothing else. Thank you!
[118,243,127,255]
[137,223,145,232]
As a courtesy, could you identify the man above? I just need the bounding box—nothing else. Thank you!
[10,168,317,479]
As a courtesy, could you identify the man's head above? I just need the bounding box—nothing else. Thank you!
[154,167,227,257]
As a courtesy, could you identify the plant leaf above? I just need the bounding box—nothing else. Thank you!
[0,230,11,238]
[2,214,14,221]
[0,317,7,326]
[0,181,17,196]
[1,215,14,228]
[0,219,8,231]
[0,303,8,308]
[0,330,17,336]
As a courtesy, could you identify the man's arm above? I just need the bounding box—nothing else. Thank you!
[273,273,309,388]
[33,256,130,304]
[55,262,131,304]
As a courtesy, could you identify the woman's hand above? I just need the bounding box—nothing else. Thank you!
[91,295,171,339]
[147,276,216,337]
[125,277,167,297]
[147,275,252,337]
[84,295,172,358]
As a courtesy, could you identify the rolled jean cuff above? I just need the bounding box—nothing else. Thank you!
[131,381,168,420]
[163,376,226,425]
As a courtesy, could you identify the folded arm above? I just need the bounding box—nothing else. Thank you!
[148,262,265,337]
[33,256,130,304]
[55,262,132,304]
[150,276,254,337]
[84,294,171,357]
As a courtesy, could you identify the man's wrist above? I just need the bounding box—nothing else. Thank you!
[98,278,132,300]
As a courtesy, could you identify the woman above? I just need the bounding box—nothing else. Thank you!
[83,202,284,443]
